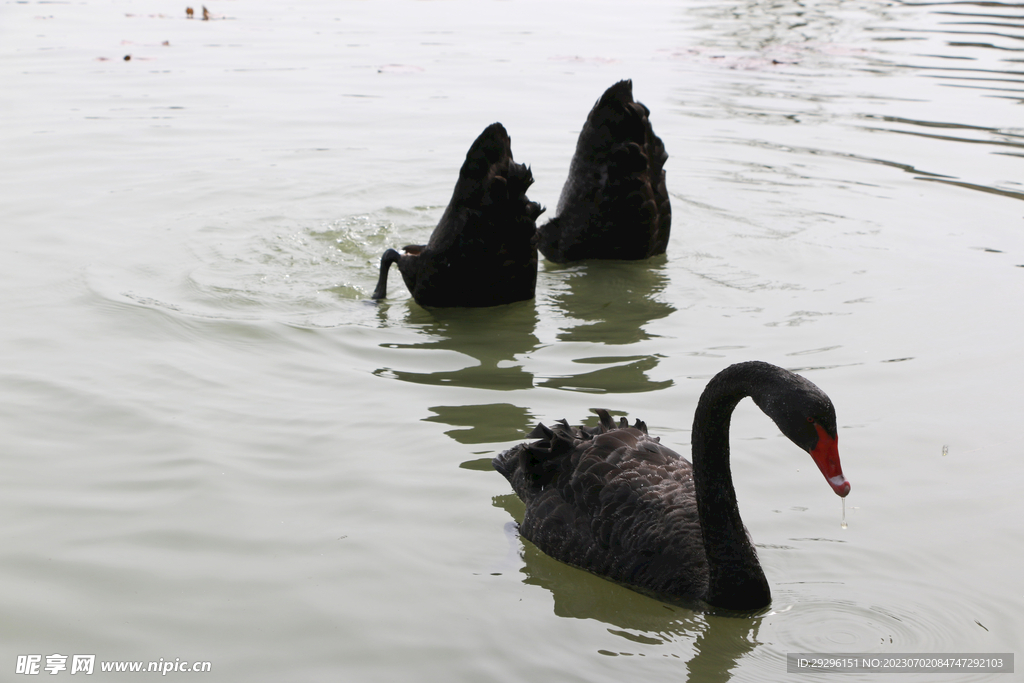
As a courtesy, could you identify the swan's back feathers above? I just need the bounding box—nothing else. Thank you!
[493,409,710,604]
[537,80,671,263]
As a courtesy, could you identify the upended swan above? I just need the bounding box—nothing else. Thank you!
[493,361,851,612]
[536,79,671,263]
[371,123,544,308]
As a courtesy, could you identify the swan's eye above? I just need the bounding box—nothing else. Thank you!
[806,416,815,424]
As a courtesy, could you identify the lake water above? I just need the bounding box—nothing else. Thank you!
[2,0,1022,680]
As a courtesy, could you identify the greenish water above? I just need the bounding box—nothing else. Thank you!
[2,0,1022,680]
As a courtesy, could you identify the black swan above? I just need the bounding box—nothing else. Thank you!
[371,123,544,308]
[536,80,671,263]
[492,361,851,612]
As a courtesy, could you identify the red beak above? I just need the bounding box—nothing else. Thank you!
[810,424,850,497]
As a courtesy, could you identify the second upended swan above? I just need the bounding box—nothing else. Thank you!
[493,361,851,612]
[537,79,671,263]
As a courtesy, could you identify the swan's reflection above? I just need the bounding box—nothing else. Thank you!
[424,403,535,446]
[543,257,675,345]
[373,258,677,394]
[537,353,673,393]
[420,403,542,472]
[684,615,762,683]
[373,300,540,390]
[492,491,762,681]
[537,258,676,393]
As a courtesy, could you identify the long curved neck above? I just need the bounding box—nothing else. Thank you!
[691,363,773,610]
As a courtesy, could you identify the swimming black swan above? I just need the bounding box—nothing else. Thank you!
[371,123,544,308]
[536,80,671,263]
[492,361,851,612]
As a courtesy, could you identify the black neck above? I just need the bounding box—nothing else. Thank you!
[691,362,774,610]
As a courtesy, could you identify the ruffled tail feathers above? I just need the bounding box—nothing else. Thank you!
[586,80,656,153]
[506,162,546,222]
[594,81,669,180]
[493,409,652,491]
[454,125,546,222]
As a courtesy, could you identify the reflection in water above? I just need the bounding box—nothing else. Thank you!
[425,403,535,445]
[493,492,761,681]
[544,257,674,345]
[374,259,678,395]
[537,258,676,393]
[683,617,760,683]
[537,354,674,393]
[373,300,540,390]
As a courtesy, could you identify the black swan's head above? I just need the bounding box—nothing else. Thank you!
[751,366,851,497]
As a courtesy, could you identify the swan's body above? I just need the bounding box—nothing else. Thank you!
[372,123,544,307]
[492,361,850,611]
[537,80,671,263]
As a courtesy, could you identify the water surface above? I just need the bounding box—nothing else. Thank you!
[2,0,1022,680]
